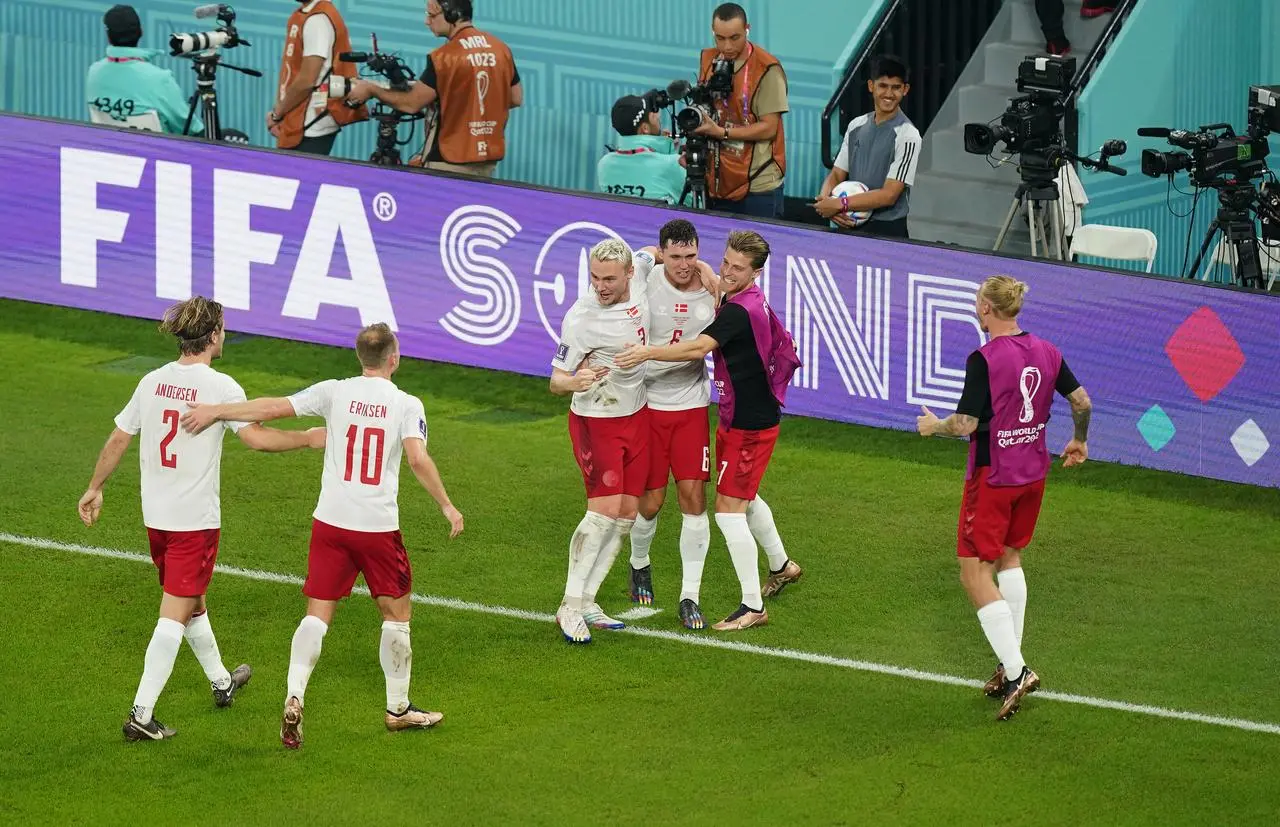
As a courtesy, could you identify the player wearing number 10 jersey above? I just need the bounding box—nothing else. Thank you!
[181,323,465,749]
[78,297,323,741]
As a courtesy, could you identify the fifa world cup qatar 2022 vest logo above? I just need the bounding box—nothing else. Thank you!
[1018,366,1042,424]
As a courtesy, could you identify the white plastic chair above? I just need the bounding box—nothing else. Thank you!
[1206,236,1280,289]
[89,107,162,132]
[1068,224,1159,272]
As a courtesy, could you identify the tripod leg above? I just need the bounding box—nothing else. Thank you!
[1029,203,1040,258]
[1187,220,1221,281]
[1050,204,1065,261]
[993,198,1022,252]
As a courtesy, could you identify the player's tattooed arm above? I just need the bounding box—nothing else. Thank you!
[916,406,977,438]
[1068,386,1092,442]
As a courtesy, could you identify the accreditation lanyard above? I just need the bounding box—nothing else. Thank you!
[715,42,754,125]
[106,57,146,63]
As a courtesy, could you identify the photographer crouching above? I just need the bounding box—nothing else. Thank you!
[686,3,788,218]
[597,93,686,205]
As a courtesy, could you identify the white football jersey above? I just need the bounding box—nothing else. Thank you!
[114,362,248,532]
[289,376,427,533]
[644,265,715,411]
[552,283,651,419]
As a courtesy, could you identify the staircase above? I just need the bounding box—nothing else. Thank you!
[908,0,1113,254]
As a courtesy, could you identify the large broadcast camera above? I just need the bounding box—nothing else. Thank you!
[1139,85,1280,288]
[170,4,260,143]
[643,57,734,209]
[336,37,424,167]
[169,3,247,56]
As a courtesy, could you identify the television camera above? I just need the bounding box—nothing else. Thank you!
[337,38,424,167]
[640,57,734,209]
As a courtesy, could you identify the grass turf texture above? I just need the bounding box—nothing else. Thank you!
[0,298,1277,824]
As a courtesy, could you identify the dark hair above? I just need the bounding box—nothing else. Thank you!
[659,219,699,249]
[713,3,748,25]
[438,0,473,24]
[356,323,399,368]
[870,54,910,84]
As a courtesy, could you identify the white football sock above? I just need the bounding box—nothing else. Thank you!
[380,620,412,715]
[132,617,185,723]
[629,512,658,570]
[286,615,328,705]
[184,611,232,691]
[997,567,1028,646]
[746,497,789,572]
[679,512,710,602]
[563,512,613,610]
[585,518,632,604]
[976,600,1024,678]
[715,512,763,611]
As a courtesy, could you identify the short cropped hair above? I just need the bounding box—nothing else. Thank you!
[659,219,699,249]
[158,296,223,356]
[979,276,1029,319]
[356,323,398,368]
[870,54,910,84]
[713,3,748,25]
[726,230,770,270]
[589,238,633,270]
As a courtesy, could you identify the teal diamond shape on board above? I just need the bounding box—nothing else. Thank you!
[1137,405,1176,451]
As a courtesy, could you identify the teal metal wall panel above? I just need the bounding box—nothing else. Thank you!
[2,0,884,198]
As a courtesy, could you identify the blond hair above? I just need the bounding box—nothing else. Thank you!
[726,230,770,270]
[356,323,398,368]
[588,239,633,270]
[979,275,1030,319]
[158,296,223,355]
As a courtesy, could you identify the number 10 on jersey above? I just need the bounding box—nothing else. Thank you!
[344,425,385,485]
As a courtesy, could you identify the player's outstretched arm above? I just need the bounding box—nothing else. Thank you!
[78,428,134,526]
[917,406,979,439]
[1062,386,1091,467]
[616,334,717,368]
[403,438,464,538]
[237,423,326,453]
[181,397,297,434]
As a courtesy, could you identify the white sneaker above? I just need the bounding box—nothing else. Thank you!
[582,602,625,630]
[556,604,591,644]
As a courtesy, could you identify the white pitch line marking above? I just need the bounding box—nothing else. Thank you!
[616,606,663,621]
[3,531,1278,736]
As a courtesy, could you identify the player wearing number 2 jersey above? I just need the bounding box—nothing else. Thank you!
[78,297,323,741]
[549,239,651,644]
[181,323,464,749]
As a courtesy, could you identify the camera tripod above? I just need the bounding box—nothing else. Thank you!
[994,180,1066,260]
[680,173,708,210]
[182,52,262,142]
[1187,187,1269,288]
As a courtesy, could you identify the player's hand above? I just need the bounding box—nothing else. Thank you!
[77,488,103,527]
[697,260,721,299]
[916,405,940,437]
[442,505,464,538]
[180,402,219,434]
[1062,439,1088,467]
[614,343,650,369]
[831,213,858,230]
[811,196,845,220]
[305,427,326,449]
[568,366,608,392]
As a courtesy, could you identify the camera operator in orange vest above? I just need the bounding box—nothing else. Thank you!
[268,1,368,155]
[346,0,522,178]
[686,3,789,218]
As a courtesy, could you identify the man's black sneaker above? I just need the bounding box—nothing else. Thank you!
[997,667,1041,721]
[629,565,654,605]
[123,711,176,741]
[678,598,705,630]
[212,663,253,708]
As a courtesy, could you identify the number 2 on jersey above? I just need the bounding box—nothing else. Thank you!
[344,425,386,485]
[159,409,180,468]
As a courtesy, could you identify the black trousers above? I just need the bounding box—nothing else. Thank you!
[287,132,338,156]
[835,217,910,240]
[1035,0,1065,39]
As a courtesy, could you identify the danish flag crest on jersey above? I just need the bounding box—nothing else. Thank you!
[674,303,688,314]
[627,305,641,318]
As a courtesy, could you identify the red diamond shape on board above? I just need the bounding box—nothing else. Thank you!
[1164,306,1245,402]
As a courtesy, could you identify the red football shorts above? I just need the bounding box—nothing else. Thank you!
[146,527,221,598]
[646,407,711,490]
[568,407,650,499]
[956,466,1047,563]
[715,424,780,501]
[304,519,412,600]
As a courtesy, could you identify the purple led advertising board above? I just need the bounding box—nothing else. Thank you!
[2,114,1276,487]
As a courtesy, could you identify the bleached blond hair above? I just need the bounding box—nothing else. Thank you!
[589,239,633,270]
[979,275,1030,319]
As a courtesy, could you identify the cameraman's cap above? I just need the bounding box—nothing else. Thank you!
[611,95,650,136]
[104,5,142,45]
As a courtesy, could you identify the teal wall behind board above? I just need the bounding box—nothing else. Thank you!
[0,0,883,199]
[1077,0,1280,280]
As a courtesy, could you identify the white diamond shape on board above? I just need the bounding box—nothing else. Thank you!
[1230,419,1270,468]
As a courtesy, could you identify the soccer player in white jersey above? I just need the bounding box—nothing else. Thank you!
[549,239,652,644]
[626,220,801,630]
[77,297,324,741]
[180,323,465,749]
